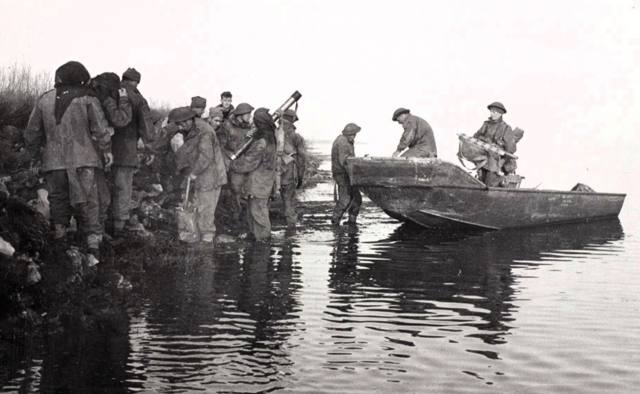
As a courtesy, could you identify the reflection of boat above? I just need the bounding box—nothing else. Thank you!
[327,219,624,346]
[347,157,626,230]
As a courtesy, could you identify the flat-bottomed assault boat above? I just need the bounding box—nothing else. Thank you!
[347,157,626,230]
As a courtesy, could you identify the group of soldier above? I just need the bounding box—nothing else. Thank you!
[21,60,518,261]
[330,101,518,225]
[23,61,306,261]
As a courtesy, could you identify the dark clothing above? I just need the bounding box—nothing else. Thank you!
[46,167,100,236]
[112,166,135,224]
[331,134,361,223]
[102,95,133,128]
[331,134,355,177]
[215,103,234,121]
[473,118,513,174]
[247,197,271,240]
[222,116,252,165]
[280,183,298,225]
[332,173,362,224]
[53,61,92,124]
[232,138,277,199]
[111,85,153,167]
[397,114,437,158]
[176,119,228,191]
[280,121,306,186]
[230,134,277,240]
[25,90,112,172]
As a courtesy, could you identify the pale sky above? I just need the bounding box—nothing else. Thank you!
[2,0,639,192]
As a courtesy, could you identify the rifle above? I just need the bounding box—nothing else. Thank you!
[457,133,518,160]
[230,90,302,161]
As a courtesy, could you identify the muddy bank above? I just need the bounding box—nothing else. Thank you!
[0,137,327,370]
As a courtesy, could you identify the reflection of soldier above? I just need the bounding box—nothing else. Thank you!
[277,109,306,229]
[331,123,362,225]
[328,226,360,295]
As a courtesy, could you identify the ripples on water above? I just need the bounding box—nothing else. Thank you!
[2,199,639,393]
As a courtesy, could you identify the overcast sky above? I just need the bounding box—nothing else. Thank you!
[2,0,639,191]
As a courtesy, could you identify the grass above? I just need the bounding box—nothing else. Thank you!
[0,64,51,129]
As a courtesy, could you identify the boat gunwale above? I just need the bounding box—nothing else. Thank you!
[355,183,627,198]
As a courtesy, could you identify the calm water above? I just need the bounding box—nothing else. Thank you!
[2,157,639,393]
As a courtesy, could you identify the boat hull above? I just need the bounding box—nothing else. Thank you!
[348,158,626,230]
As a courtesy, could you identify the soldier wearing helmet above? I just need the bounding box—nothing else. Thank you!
[221,102,255,226]
[276,108,306,230]
[473,101,516,187]
[331,123,362,225]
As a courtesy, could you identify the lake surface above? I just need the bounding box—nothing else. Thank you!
[1,152,639,393]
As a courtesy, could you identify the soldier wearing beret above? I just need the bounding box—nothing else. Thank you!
[391,108,437,159]
[190,96,207,117]
[331,123,362,225]
[473,101,516,187]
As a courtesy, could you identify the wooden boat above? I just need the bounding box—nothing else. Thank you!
[346,157,626,230]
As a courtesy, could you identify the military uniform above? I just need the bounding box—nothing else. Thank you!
[222,105,254,223]
[112,70,154,232]
[175,117,227,241]
[331,124,362,225]
[396,114,437,158]
[278,118,306,226]
[473,102,515,187]
[24,61,113,251]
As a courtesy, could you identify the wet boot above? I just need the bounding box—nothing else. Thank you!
[347,214,358,226]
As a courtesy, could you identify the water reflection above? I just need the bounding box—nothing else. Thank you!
[324,219,624,372]
[126,240,303,393]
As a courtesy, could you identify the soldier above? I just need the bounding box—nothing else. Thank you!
[222,102,254,224]
[391,108,437,158]
[230,108,277,241]
[174,108,228,243]
[90,72,133,236]
[473,101,516,187]
[24,61,113,259]
[277,109,306,229]
[190,96,207,117]
[331,123,362,225]
[215,91,234,121]
[112,67,154,237]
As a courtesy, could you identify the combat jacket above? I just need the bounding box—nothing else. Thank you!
[176,119,228,191]
[331,134,355,177]
[223,117,254,173]
[102,95,132,128]
[280,121,306,185]
[111,86,154,167]
[473,118,514,173]
[24,90,112,171]
[397,114,437,158]
[231,137,276,199]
